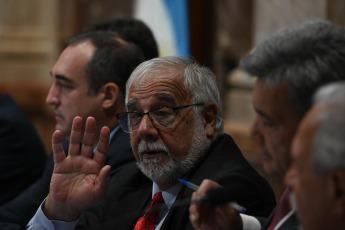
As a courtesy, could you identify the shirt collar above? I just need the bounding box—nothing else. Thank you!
[152,182,183,210]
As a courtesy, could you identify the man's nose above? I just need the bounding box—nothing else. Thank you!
[46,84,59,105]
[249,116,261,141]
[136,115,159,140]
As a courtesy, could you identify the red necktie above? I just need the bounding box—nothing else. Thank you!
[267,188,291,230]
[134,192,164,230]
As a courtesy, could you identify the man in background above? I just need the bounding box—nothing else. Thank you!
[189,19,345,230]
[0,29,148,229]
[0,93,46,205]
[82,17,159,60]
[286,81,345,230]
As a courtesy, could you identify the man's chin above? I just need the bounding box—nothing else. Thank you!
[139,158,165,172]
[137,160,176,183]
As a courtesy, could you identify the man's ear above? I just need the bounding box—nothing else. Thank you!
[202,102,218,138]
[329,170,345,216]
[101,83,120,110]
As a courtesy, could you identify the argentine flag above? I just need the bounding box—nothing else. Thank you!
[133,0,190,57]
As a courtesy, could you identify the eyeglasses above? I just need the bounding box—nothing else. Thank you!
[116,103,204,133]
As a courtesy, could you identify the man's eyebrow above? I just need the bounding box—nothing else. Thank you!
[126,95,177,109]
[51,72,73,84]
[255,108,275,121]
[155,95,177,105]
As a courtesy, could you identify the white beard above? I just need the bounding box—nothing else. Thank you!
[136,115,210,185]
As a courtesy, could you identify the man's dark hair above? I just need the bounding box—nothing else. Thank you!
[82,18,159,60]
[67,31,145,98]
[241,19,345,115]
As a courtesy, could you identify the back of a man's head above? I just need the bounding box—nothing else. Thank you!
[67,31,145,99]
[312,82,345,176]
[82,18,159,60]
[241,19,345,115]
[286,81,345,230]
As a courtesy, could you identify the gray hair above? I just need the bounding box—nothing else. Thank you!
[241,19,345,116]
[311,82,345,176]
[125,56,224,134]
[313,81,345,106]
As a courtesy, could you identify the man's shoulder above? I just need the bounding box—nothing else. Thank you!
[211,133,241,153]
[198,133,248,170]
[184,133,276,216]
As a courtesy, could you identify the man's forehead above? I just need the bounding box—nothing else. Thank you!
[132,72,182,85]
[128,74,189,102]
[127,94,177,108]
[254,78,288,96]
[253,78,293,113]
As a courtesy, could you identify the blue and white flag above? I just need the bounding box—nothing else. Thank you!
[133,0,190,57]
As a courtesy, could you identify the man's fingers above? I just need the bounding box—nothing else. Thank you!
[52,130,66,163]
[93,126,110,166]
[189,180,223,230]
[69,116,83,156]
[98,165,111,186]
[91,165,111,201]
[198,179,222,196]
[189,195,202,229]
[81,117,97,158]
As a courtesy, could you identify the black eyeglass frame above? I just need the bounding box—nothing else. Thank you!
[116,102,205,133]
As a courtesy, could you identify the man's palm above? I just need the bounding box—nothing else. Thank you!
[44,116,111,221]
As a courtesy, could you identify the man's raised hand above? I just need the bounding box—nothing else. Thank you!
[44,116,111,221]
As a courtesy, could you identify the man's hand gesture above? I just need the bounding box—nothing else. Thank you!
[189,179,243,230]
[44,116,111,221]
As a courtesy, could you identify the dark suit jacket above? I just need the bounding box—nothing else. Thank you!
[0,128,135,228]
[76,134,277,230]
[0,94,47,205]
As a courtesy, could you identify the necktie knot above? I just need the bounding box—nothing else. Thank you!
[135,192,164,230]
[147,192,164,213]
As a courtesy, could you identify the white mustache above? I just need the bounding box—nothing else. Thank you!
[137,141,170,156]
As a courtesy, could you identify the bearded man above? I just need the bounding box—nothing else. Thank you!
[27,56,276,230]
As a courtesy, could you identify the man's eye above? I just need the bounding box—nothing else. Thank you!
[263,120,276,127]
[58,82,73,90]
[153,109,173,117]
[130,113,142,120]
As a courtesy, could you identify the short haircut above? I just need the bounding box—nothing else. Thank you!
[82,18,159,60]
[125,56,224,134]
[241,19,345,115]
[67,31,145,98]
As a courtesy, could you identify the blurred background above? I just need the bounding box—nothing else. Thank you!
[1,0,344,199]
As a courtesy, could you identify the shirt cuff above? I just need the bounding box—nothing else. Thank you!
[26,199,79,230]
[240,213,261,230]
